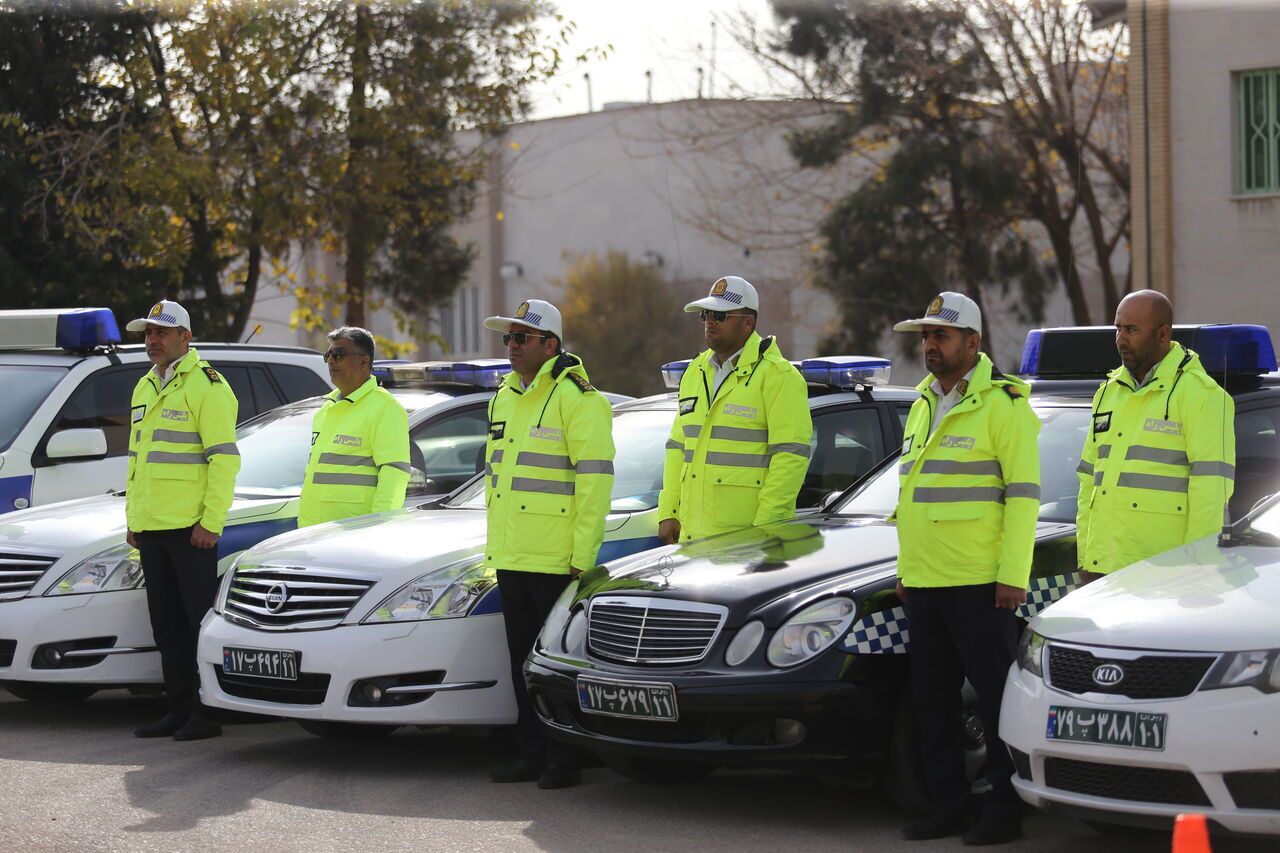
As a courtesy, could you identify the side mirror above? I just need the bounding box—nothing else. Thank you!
[46,428,109,461]
[819,490,842,512]
[405,467,434,497]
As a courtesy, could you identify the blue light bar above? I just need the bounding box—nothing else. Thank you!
[1021,324,1277,378]
[0,308,121,350]
[800,356,892,389]
[371,359,411,383]
[661,360,691,390]
[443,359,512,389]
[56,308,121,348]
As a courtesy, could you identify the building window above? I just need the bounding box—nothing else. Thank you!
[437,285,481,355]
[1238,68,1280,194]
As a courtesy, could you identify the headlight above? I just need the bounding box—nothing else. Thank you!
[1203,649,1280,693]
[766,598,856,668]
[725,620,765,667]
[537,579,580,652]
[362,559,494,623]
[1017,630,1046,677]
[564,609,588,651]
[45,543,144,596]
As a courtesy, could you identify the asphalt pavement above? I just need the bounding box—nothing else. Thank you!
[0,686,1270,852]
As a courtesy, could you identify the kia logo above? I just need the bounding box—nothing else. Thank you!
[1092,663,1125,687]
[265,582,289,614]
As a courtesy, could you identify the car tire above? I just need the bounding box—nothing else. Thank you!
[883,684,989,817]
[599,751,716,785]
[295,719,399,740]
[1,681,98,704]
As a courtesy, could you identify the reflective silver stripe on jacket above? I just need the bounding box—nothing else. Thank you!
[665,438,683,451]
[1190,461,1235,478]
[919,459,1002,476]
[1094,470,1105,486]
[684,449,694,463]
[1005,482,1041,500]
[711,426,769,442]
[899,460,913,475]
[152,429,203,445]
[1125,445,1190,466]
[1076,459,1094,475]
[128,451,137,459]
[1097,445,1111,458]
[312,472,378,487]
[912,486,1006,504]
[204,443,239,459]
[318,452,375,467]
[683,424,701,438]
[511,477,575,496]
[704,451,771,468]
[491,449,504,463]
[768,442,812,459]
[147,451,207,465]
[381,461,412,473]
[516,451,573,470]
[575,460,614,474]
[1116,473,1189,493]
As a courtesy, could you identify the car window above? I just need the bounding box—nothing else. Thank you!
[232,404,321,497]
[43,365,148,458]
[269,363,330,402]
[1233,405,1280,519]
[411,406,489,495]
[798,406,886,508]
[212,364,256,420]
[1,365,68,453]
[249,367,285,412]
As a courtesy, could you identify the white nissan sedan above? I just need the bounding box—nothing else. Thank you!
[1001,491,1280,836]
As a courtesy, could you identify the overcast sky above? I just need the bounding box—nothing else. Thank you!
[528,0,787,119]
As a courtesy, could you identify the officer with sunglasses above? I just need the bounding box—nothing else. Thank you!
[658,276,812,545]
[481,299,614,790]
[298,327,410,527]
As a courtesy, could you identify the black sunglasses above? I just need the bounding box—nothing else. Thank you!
[699,309,749,323]
[323,347,366,363]
[502,332,550,346]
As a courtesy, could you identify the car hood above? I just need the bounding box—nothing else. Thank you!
[0,492,290,553]
[1033,535,1280,652]
[234,507,490,577]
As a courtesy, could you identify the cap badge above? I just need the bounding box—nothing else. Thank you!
[149,303,163,317]
[710,279,729,296]
[515,301,529,319]
[926,296,943,317]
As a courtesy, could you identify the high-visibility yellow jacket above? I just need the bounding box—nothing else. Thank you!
[895,354,1041,589]
[1076,342,1235,574]
[126,348,240,534]
[483,352,615,574]
[658,331,813,542]
[298,376,411,528]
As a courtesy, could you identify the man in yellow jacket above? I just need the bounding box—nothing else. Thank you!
[298,326,410,527]
[482,299,614,790]
[124,300,240,742]
[893,292,1040,845]
[1077,290,1235,579]
[657,276,812,544]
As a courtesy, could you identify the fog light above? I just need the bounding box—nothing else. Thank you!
[773,718,805,745]
[534,693,552,720]
[45,648,63,666]
[362,682,384,704]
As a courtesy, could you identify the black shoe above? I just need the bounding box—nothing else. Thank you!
[172,714,222,741]
[134,711,190,739]
[537,764,581,790]
[489,759,544,783]
[901,810,975,841]
[962,817,1023,846]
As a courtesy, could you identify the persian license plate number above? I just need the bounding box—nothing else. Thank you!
[1046,705,1166,751]
[577,677,678,721]
[222,646,299,681]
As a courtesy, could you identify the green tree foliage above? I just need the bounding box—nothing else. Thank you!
[558,251,702,398]
[768,0,1053,359]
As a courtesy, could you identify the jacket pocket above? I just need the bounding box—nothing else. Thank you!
[512,494,574,557]
[1119,488,1188,517]
[925,503,985,522]
[147,463,201,481]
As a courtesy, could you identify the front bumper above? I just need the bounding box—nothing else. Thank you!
[1001,664,1280,835]
[197,611,516,726]
[525,650,896,777]
[0,590,160,685]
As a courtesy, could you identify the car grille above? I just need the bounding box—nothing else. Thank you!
[213,667,331,705]
[224,566,378,630]
[0,550,60,601]
[1044,757,1211,807]
[1047,644,1215,700]
[0,639,15,668]
[586,596,727,664]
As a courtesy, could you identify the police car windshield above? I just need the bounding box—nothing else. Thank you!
[231,402,320,497]
[0,365,67,452]
[444,408,672,512]
[832,406,1090,522]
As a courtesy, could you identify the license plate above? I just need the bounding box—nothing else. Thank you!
[577,677,678,721]
[222,646,299,681]
[1046,705,1167,751]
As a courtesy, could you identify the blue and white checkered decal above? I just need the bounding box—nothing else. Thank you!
[840,573,1083,655]
[929,307,960,322]
[523,311,543,326]
[720,290,743,305]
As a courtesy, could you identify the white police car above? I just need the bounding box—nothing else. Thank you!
[0,307,331,514]
[194,358,922,738]
[0,360,549,702]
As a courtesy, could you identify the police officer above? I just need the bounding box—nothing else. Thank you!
[482,299,614,789]
[657,276,812,545]
[1076,290,1235,581]
[124,300,240,741]
[892,293,1040,844]
[298,327,410,527]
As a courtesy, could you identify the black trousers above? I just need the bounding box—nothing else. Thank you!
[496,569,576,767]
[903,583,1021,822]
[136,527,220,714]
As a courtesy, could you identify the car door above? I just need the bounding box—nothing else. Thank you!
[408,402,491,496]
[797,403,894,509]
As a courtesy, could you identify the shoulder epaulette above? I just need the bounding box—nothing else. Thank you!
[1002,384,1022,399]
[566,372,595,393]
[200,362,222,384]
